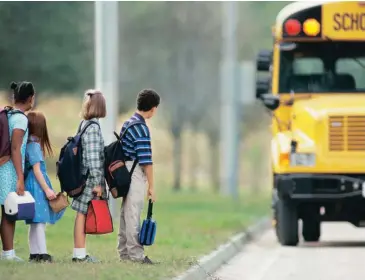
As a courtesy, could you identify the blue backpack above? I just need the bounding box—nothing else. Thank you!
[56,121,99,198]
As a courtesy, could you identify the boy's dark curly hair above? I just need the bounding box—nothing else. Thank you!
[137,89,160,112]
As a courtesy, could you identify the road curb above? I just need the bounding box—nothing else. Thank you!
[173,216,271,280]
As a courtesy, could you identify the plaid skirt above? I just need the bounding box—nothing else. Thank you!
[71,178,107,215]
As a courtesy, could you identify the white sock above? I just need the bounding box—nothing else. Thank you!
[34,223,47,254]
[29,224,40,254]
[2,249,15,259]
[73,248,86,259]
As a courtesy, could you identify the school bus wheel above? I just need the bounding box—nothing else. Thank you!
[302,219,321,242]
[276,197,299,246]
[302,206,321,242]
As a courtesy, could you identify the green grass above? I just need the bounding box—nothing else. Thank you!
[1,188,269,280]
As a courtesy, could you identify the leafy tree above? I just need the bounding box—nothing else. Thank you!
[0,2,93,93]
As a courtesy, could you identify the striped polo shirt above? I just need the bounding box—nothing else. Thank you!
[120,113,153,166]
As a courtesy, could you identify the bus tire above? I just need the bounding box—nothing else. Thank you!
[302,219,321,242]
[277,198,298,246]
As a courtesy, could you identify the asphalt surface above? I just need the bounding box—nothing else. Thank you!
[212,222,365,280]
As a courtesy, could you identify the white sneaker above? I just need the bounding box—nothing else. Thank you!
[1,255,24,262]
[11,255,24,262]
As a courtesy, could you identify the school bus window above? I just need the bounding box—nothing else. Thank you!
[293,58,323,75]
[278,41,365,94]
[336,58,365,90]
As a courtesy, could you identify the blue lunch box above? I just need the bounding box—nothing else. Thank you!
[139,199,157,246]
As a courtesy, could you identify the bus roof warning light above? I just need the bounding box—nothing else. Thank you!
[284,19,301,36]
[303,18,320,37]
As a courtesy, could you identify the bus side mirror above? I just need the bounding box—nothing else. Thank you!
[256,77,270,99]
[260,94,280,111]
[256,50,272,72]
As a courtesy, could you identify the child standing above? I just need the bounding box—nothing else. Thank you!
[71,90,106,263]
[117,89,160,264]
[25,111,65,263]
[0,81,35,261]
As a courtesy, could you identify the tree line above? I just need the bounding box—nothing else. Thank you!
[0,1,287,192]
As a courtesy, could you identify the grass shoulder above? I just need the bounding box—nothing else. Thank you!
[2,188,269,280]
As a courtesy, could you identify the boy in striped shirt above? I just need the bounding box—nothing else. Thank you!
[117,89,160,264]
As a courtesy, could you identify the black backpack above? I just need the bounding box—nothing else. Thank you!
[56,120,99,198]
[104,120,144,199]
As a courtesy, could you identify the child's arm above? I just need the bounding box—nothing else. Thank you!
[32,162,56,200]
[142,165,155,202]
[12,129,26,195]
[11,114,28,196]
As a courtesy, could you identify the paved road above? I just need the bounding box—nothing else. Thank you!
[212,223,365,280]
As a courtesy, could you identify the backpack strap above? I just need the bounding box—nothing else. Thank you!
[129,158,138,176]
[77,120,84,133]
[7,107,27,117]
[118,119,146,176]
[119,119,146,140]
[7,108,29,134]
[78,120,100,137]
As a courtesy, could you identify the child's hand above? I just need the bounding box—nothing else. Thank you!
[16,178,25,196]
[93,186,103,197]
[45,188,57,200]
[147,187,156,203]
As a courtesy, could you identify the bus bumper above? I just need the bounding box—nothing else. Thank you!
[275,173,365,201]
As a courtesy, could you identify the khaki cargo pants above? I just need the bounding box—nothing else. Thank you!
[117,162,146,261]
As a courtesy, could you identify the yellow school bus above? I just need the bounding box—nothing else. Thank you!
[256,1,365,246]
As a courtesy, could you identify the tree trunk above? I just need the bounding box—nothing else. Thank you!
[173,133,182,191]
[189,131,198,191]
[209,138,220,193]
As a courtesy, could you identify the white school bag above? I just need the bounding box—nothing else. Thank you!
[4,191,35,221]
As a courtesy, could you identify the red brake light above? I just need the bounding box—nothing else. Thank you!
[284,19,301,36]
